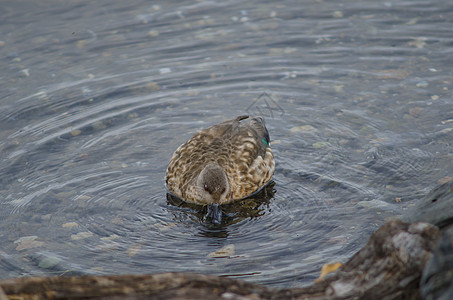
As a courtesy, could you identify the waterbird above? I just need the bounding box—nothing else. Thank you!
[166,115,275,224]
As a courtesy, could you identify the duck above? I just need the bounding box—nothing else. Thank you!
[166,115,275,224]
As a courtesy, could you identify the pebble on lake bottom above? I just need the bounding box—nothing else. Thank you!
[145,82,160,91]
[96,241,119,251]
[207,244,235,258]
[312,141,330,149]
[127,244,142,256]
[38,256,62,269]
[409,107,424,117]
[100,234,119,241]
[71,129,82,136]
[148,30,159,37]
[357,199,400,212]
[20,69,30,77]
[332,11,343,18]
[62,222,79,228]
[290,125,316,133]
[159,68,171,74]
[14,236,45,251]
[71,232,93,240]
[408,37,427,48]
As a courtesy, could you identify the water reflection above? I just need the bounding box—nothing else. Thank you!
[166,181,276,238]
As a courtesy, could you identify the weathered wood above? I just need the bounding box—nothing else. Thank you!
[0,220,440,300]
[403,180,453,229]
[0,286,8,300]
[420,227,453,300]
[300,220,440,300]
[0,273,272,300]
[404,180,453,300]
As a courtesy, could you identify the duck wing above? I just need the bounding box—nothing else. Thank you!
[166,115,275,203]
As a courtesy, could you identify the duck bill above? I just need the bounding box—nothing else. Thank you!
[207,203,222,225]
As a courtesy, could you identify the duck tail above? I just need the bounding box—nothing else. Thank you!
[249,116,271,147]
[236,115,249,121]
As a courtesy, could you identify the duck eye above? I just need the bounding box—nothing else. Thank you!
[221,187,226,193]
[204,184,209,192]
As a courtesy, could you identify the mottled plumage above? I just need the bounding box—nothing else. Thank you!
[166,115,275,207]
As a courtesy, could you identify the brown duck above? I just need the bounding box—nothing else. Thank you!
[166,115,275,223]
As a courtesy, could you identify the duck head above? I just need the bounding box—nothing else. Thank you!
[196,163,229,224]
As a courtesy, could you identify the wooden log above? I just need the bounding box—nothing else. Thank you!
[421,226,453,300]
[403,180,453,229]
[297,220,441,300]
[406,180,453,299]
[0,220,440,300]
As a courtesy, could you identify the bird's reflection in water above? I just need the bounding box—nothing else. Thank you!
[166,181,276,238]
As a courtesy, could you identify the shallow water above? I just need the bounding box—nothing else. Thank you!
[0,0,452,288]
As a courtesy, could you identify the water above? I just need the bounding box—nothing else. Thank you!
[1,0,452,288]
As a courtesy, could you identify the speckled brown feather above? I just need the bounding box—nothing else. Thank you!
[166,115,275,205]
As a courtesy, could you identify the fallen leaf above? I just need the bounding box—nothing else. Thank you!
[315,262,343,282]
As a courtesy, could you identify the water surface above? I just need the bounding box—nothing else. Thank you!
[0,0,452,288]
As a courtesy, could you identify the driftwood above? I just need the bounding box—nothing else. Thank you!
[0,220,441,300]
[413,181,453,300]
[421,227,453,300]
